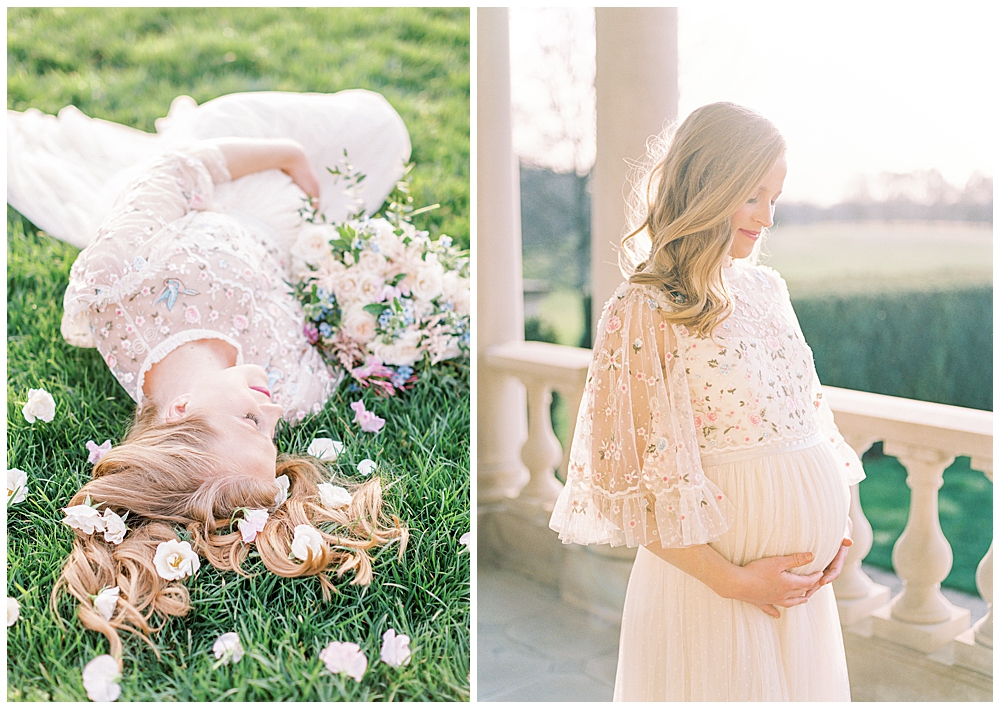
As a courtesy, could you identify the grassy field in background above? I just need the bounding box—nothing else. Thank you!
[530,219,992,595]
[8,8,469,702]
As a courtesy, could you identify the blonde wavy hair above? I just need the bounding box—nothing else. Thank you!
[52,405,407,666]
[622,102,786,338]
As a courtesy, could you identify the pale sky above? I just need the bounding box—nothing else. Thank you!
[510,6,995,206]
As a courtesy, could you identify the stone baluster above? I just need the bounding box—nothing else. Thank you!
[518,376,565,507]
[833,435,891,625]
[871,442,970,652]
[953,459,992,675]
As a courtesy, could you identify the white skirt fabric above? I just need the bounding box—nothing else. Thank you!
[613,440,852,702]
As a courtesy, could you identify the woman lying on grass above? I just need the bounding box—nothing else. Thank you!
[14,94,415,670]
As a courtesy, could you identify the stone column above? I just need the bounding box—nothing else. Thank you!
[591,8,678,332]
[477,8,529,502]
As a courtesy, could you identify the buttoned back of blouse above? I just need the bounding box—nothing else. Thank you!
[550,260,864,549]
[60,144,335,421]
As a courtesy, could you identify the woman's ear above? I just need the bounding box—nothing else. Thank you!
[164,394,191,423]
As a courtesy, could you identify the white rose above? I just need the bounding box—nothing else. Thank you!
[357,272,386,304]
[357,250,387,276]
[317,483,352,510]
[372,219,404,260]
[94,587,120,621]
[307,438,343,461]
[453,283,470,317]
[334,271,361,303]
[291,224,336,267]
[7,468,28,504]
[410,264,444,302]
[319,641,368,682]
[82,654,121,702]
[212,632,245,665]
[341,304,378,345]
[7,597,20,627]
[102,509,128,545]
[153,540,201,581]
[273,474,290,507]
[62,504,107,535]
[237,508,269,543]
[373,329,423,367]
[380,628,412,668]
[22,388,56,423]
[291,524,324,561]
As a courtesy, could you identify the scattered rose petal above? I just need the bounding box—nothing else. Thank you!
[237,508,269,543]
[94,587,120,621]
[212,632,245,665]
[273,474,290,507]
[380,628,412,667]
[291,524,324,561]
[7,597,20,626]
[82,654,121,702]
[459,532,471,548]
[317,483,352,510]
[350,400,385,434]
[357,459,377,477]
[7,468,28,505]
[153,540,201,580]
[102,509,127,545]
[22,388,56,423]
[62,503,107,535]
[86,440,113,464]
[319,641,368,682]
[307,438,344,461]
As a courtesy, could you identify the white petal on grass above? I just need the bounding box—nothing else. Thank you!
[380,628,412,667]
[152,540,201,580]
[317,483,352,510]
[459,532,471,548]
[22,388,56,423]
[93,587,120,621]
[357,459,377,476]
[237,508,269,543]
[7,597,20,626]
[212,632,245,665]
[307,437,344,461]
[291,524,324,561]
[318,641,368,682]
[273,474,290,507]
[62,504,107,535]
[82,654,121,702]
[7,468,28,504]
[102,509,127,545]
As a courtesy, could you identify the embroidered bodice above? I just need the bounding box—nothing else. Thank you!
[550,260,864,549]
[61,145,336,421]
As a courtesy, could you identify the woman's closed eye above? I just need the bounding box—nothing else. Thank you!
[245,412,260,428]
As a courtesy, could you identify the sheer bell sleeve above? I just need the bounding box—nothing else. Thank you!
[550,285,734,548]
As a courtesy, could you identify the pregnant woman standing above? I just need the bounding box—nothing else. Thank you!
[8,91,412,665]
[549,102,864,701]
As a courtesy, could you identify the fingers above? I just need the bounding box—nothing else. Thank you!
[755,603,781,619]
[780,551,815,570]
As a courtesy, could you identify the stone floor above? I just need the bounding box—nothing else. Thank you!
[476,563,989,702]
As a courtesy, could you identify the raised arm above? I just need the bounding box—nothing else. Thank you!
[211,138,321,201]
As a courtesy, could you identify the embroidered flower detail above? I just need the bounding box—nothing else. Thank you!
[184,305,201,324]
[22,388,56,423]
[606,315,622,333]
[380,629,412,667]
[232,313,248,330]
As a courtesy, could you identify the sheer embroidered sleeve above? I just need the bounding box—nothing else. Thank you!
[550,285,735,548]
[761,266,866,486]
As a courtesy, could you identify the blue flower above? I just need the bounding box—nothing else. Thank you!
[319,322,333,338]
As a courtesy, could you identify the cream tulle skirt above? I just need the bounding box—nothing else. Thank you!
[614,438,852,701]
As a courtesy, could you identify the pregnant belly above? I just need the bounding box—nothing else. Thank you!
[705,442,851,577]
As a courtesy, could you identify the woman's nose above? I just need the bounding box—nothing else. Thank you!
[756,202,774,228]
[260,403,284,436]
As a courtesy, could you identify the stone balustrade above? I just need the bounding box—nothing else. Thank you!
[483,340,993,690]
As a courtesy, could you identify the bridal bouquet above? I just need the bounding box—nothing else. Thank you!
[290,169,470,396]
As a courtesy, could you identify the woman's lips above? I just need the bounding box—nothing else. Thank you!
[738,229,760,239]
[249,385,271,398]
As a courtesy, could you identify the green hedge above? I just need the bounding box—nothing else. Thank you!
[793,287,992,411]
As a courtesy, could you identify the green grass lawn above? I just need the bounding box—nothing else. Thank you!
[7,7,469,702]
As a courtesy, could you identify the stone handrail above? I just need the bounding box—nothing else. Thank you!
[486,339,993,672]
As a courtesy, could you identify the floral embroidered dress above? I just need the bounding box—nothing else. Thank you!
[60,145,335,421]
[549,259,865,701]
